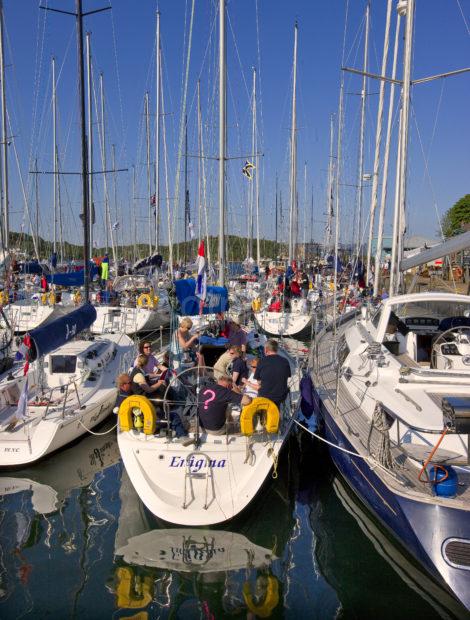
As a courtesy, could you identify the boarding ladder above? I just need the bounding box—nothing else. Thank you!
[182,451,215,510]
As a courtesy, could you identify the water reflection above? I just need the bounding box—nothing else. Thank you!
[0,421,467,618]
[301,442,467,620]
[111,441,297,618]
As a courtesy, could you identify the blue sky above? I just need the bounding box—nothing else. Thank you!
[3,0,470,256]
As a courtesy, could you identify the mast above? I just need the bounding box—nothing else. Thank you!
[100,73,116,267]
[395,0,415,294]
[254,69,260,267]
[86,32,93,261]
[76,0,90,301]
[288,22,298,265]
[248,69,255,261]
[365,0,392,286]
[145,91,152,254]
[154,10,160,253]
[275,173,278,249]
[52,56,58,254]
[354,1,370,263]
[184,115,189,266]
[325,112,335,251]
[218,0,226,285]
[373,10,402,296]
[132,165,137,263]
[112,143,118,257]
[0,0,8,252]
[160,46,173,274]
[34,157,40,255]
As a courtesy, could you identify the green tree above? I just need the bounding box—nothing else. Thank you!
[441,194,470,238]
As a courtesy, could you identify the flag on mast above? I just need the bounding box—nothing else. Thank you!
[195,240,207,303]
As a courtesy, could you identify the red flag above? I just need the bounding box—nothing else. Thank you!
[22,334,31,376]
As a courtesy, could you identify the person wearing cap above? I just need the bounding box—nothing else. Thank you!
[227,319,247,353]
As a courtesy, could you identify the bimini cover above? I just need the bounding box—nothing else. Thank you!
[175,279,228,316]
[133,253,163,271]
[28,302,97,361]
[45,265,98,287]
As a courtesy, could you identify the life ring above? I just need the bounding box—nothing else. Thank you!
[118,395,156,435]
[137,293,155,308]
[240,397,280,435]
[115,567,153,609]
[242,575,279,618]
[252,297,262,313]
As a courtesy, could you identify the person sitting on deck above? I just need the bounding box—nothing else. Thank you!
[254,339,291,409]
[227,319,247,353]
[134,341,159,378]
[242,358,260,398]
[131,355,167,397]
[115,373,132,409]
[213,345,243,382]
[198,375,252,435]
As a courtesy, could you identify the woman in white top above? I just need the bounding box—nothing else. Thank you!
[242,358,260,398]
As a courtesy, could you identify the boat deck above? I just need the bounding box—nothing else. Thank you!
[312,327,470,507]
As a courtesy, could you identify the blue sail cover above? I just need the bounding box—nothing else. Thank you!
[28,303,97,360]
[175,279,228,316]
[45,265,98,287]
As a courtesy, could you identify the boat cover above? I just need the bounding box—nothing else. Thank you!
[28,303,97,360]
[45,265,98,287]
[175,279,229,316]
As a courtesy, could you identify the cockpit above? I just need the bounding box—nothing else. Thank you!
[373,295,470,370]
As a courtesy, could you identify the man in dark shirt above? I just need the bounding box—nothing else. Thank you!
[254,339,291,408]
[198,375,251,435]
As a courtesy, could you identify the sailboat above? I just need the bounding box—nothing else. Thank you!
[117,0,301,527]
[310,0,470,610]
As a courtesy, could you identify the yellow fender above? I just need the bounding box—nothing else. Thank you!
[0,291,8,305]
[252,297,262,313]
[243,575,279,618]
[137,293,153,308]
[41,293,48,305]
[49,291,56,305]
[115,567,153,609]
[118,395,156,435]
[74,291,82,305]
[240,397,280,435]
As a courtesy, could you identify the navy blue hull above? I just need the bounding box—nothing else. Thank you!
[314,391,470,611]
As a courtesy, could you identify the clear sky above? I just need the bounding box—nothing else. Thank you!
[3,0,470,256]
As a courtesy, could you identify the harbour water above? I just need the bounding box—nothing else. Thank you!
[0,421,461,618]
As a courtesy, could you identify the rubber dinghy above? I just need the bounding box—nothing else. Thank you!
[0,303,134,466]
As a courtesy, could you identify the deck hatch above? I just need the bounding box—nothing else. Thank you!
[443,538,470,570]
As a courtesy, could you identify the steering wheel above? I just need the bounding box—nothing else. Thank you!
[431,326,470,369]
[162,365,216,420]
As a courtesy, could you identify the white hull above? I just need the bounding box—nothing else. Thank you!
[0,332,134,467]
[2,303,70,334]
[254,310,313,338]
[91,303,170,335]
[118,423,293,526]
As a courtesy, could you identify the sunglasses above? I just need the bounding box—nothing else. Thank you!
[143,345,151,349]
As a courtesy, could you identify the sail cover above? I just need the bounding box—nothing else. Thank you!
[28,303,97,361]
[45,266,98,287]
[175,279,228,316]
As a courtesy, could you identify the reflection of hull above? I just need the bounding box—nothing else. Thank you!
[331,475,468,620]
[254,310,313,339]
[91,303,170,335]
[0,419,120,513]
[315,396,470,613]
[117,529,277,573]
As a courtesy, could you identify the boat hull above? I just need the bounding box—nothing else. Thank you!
[313,391,470,611]
[254,311,313,339]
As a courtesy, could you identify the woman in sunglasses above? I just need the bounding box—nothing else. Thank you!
[134,341,159,378]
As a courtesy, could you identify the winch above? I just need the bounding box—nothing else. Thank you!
[442,396,470,434]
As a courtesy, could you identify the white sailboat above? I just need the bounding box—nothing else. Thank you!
[0,304,133,467]
[117,0,301,527]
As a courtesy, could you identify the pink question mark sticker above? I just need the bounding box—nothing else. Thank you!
[202,389,216,410]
